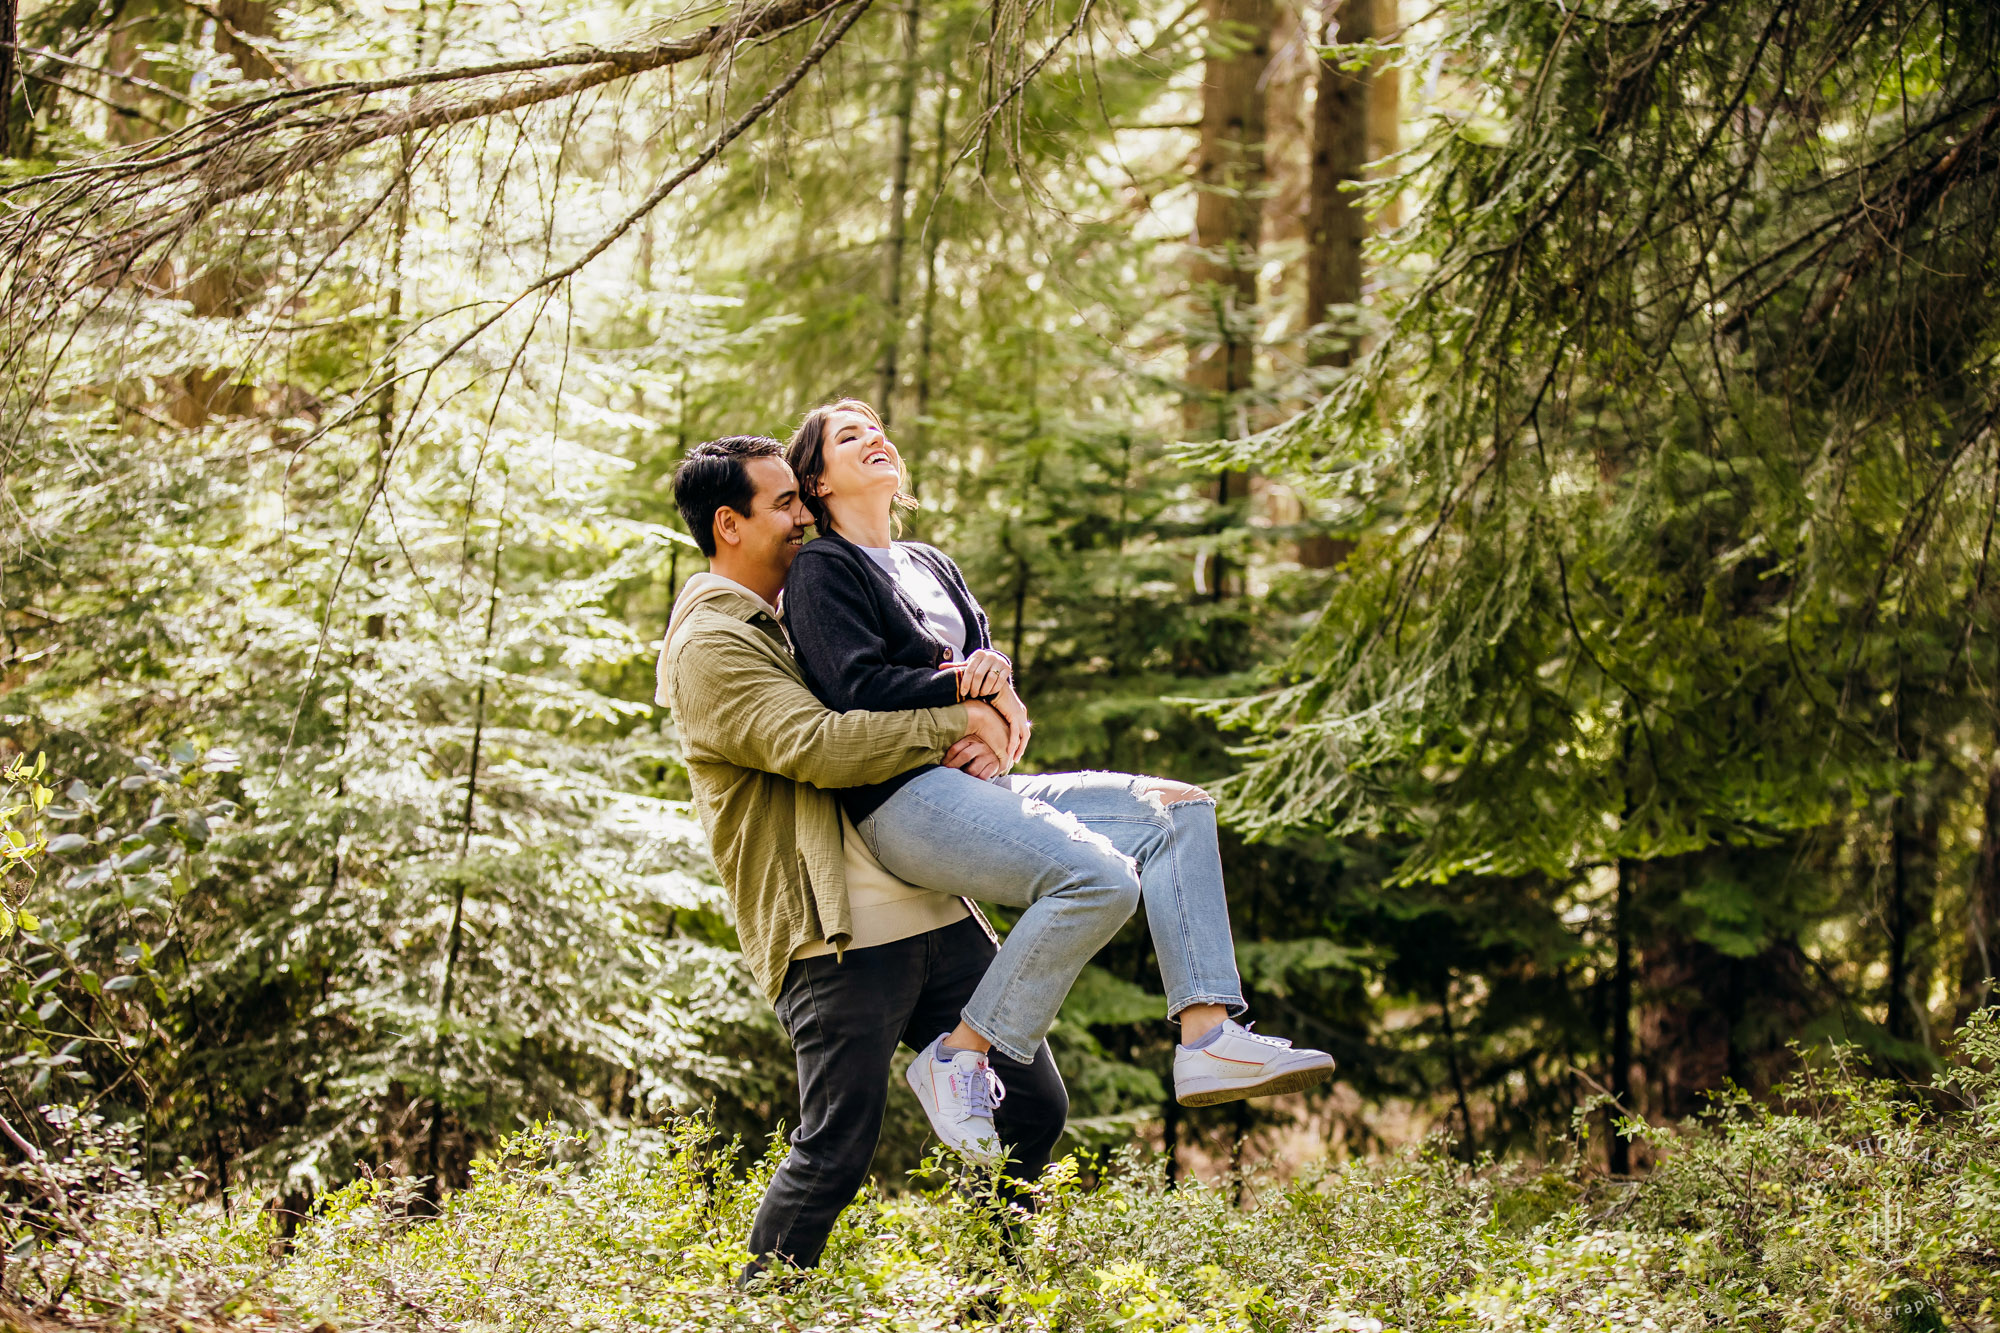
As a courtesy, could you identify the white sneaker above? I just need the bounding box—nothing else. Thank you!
[906,1034,1007,1161]
[1174,1020,1335,1107]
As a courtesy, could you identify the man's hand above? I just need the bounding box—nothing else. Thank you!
[988,684,1031,766]
[942,736,1004,781]
[958,701,1013,778]
[949,650,1030,764]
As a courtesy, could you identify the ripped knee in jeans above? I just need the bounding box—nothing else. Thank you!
[1135,778,1213,811]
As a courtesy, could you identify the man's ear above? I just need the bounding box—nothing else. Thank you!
[713,506,743,549]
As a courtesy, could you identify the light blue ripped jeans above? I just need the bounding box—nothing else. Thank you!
[855,768,1247,1063]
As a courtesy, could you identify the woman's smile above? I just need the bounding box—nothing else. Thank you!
[821,407,905,498]
[789,399,914,549]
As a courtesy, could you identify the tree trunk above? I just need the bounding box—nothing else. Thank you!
[1888,807,1911,1042]
[376,138,415,454]
[1636,845,1817,1117]
[1305,0,1370,372]
[1294,0,1373,569]
[426,519,505,1197]
[0,0,18,158]
[213,0,281,82]
[1006,387,1042,665]
[1186,0,1272,426]
[912,72,952,481]
[1956,751,2000,1027]
[1186,0,1274,598]
[662,545,682,628]
[1009,539,1029,666]
[1608,856,1633,1174]
[1367,0,1401,227]
[875,0,922,420]
[104,6,160,148]
[1887,792,1941,1048]
[1437,973,1476,1162]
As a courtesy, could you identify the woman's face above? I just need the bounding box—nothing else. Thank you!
[814,407,902,508]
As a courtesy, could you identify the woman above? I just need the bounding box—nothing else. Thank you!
[780,398,1333,1158]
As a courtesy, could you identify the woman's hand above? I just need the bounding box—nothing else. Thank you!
[953,649,1013,704]
[950,650,1028,764]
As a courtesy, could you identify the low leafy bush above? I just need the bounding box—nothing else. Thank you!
[5,1014,1997,1332]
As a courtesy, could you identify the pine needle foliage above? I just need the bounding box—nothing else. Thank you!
[1200,0,2000,884]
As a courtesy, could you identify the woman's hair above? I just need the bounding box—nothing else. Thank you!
[785,398,918,535]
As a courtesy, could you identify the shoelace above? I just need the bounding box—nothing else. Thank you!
[950,1063,1008,1118]
[1235,1022,1293,1049]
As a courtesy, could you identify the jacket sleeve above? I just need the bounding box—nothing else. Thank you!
[670,627,968,789]
[784,548,963,711]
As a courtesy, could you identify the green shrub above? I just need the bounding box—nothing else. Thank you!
[5,1016,1997,1331]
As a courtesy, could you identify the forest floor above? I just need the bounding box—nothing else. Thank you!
[5,1017,1998,1333]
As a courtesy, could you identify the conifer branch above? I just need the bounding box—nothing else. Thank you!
[278,0,876,767]
[0,0,855,337]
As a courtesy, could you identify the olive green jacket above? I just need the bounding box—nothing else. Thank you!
[656,576,967,1002]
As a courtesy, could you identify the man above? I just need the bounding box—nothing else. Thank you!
[655,435,1067,1278]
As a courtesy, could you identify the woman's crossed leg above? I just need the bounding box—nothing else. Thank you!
[857,766,1335,1120]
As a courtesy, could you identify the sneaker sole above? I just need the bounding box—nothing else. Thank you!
[1176,1060,1335,1107]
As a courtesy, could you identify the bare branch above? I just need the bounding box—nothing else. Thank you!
[277,0,878,765]
[4,41,208,109]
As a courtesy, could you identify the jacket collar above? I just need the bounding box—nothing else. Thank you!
[678,572,780,621]
[809,525,871,560]
[656,573,790,708]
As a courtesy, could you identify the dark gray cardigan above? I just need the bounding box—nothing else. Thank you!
[781,527,994,822]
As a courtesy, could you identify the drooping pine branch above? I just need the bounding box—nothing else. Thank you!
[278,0,878,752]
[1198,0,2000,859]
[0,0,854,349]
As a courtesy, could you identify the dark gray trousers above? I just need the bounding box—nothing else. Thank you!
[746,915,1070,1271]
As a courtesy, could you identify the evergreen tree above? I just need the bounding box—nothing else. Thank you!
[1201,0,2000,1154]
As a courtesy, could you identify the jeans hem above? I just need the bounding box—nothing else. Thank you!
[957,1008,1037,1066]
[1166,992,1247,1020]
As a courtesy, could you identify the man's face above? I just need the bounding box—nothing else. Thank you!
[725,455,811,582]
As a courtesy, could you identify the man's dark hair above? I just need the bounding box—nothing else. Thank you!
[673,435,785,557]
